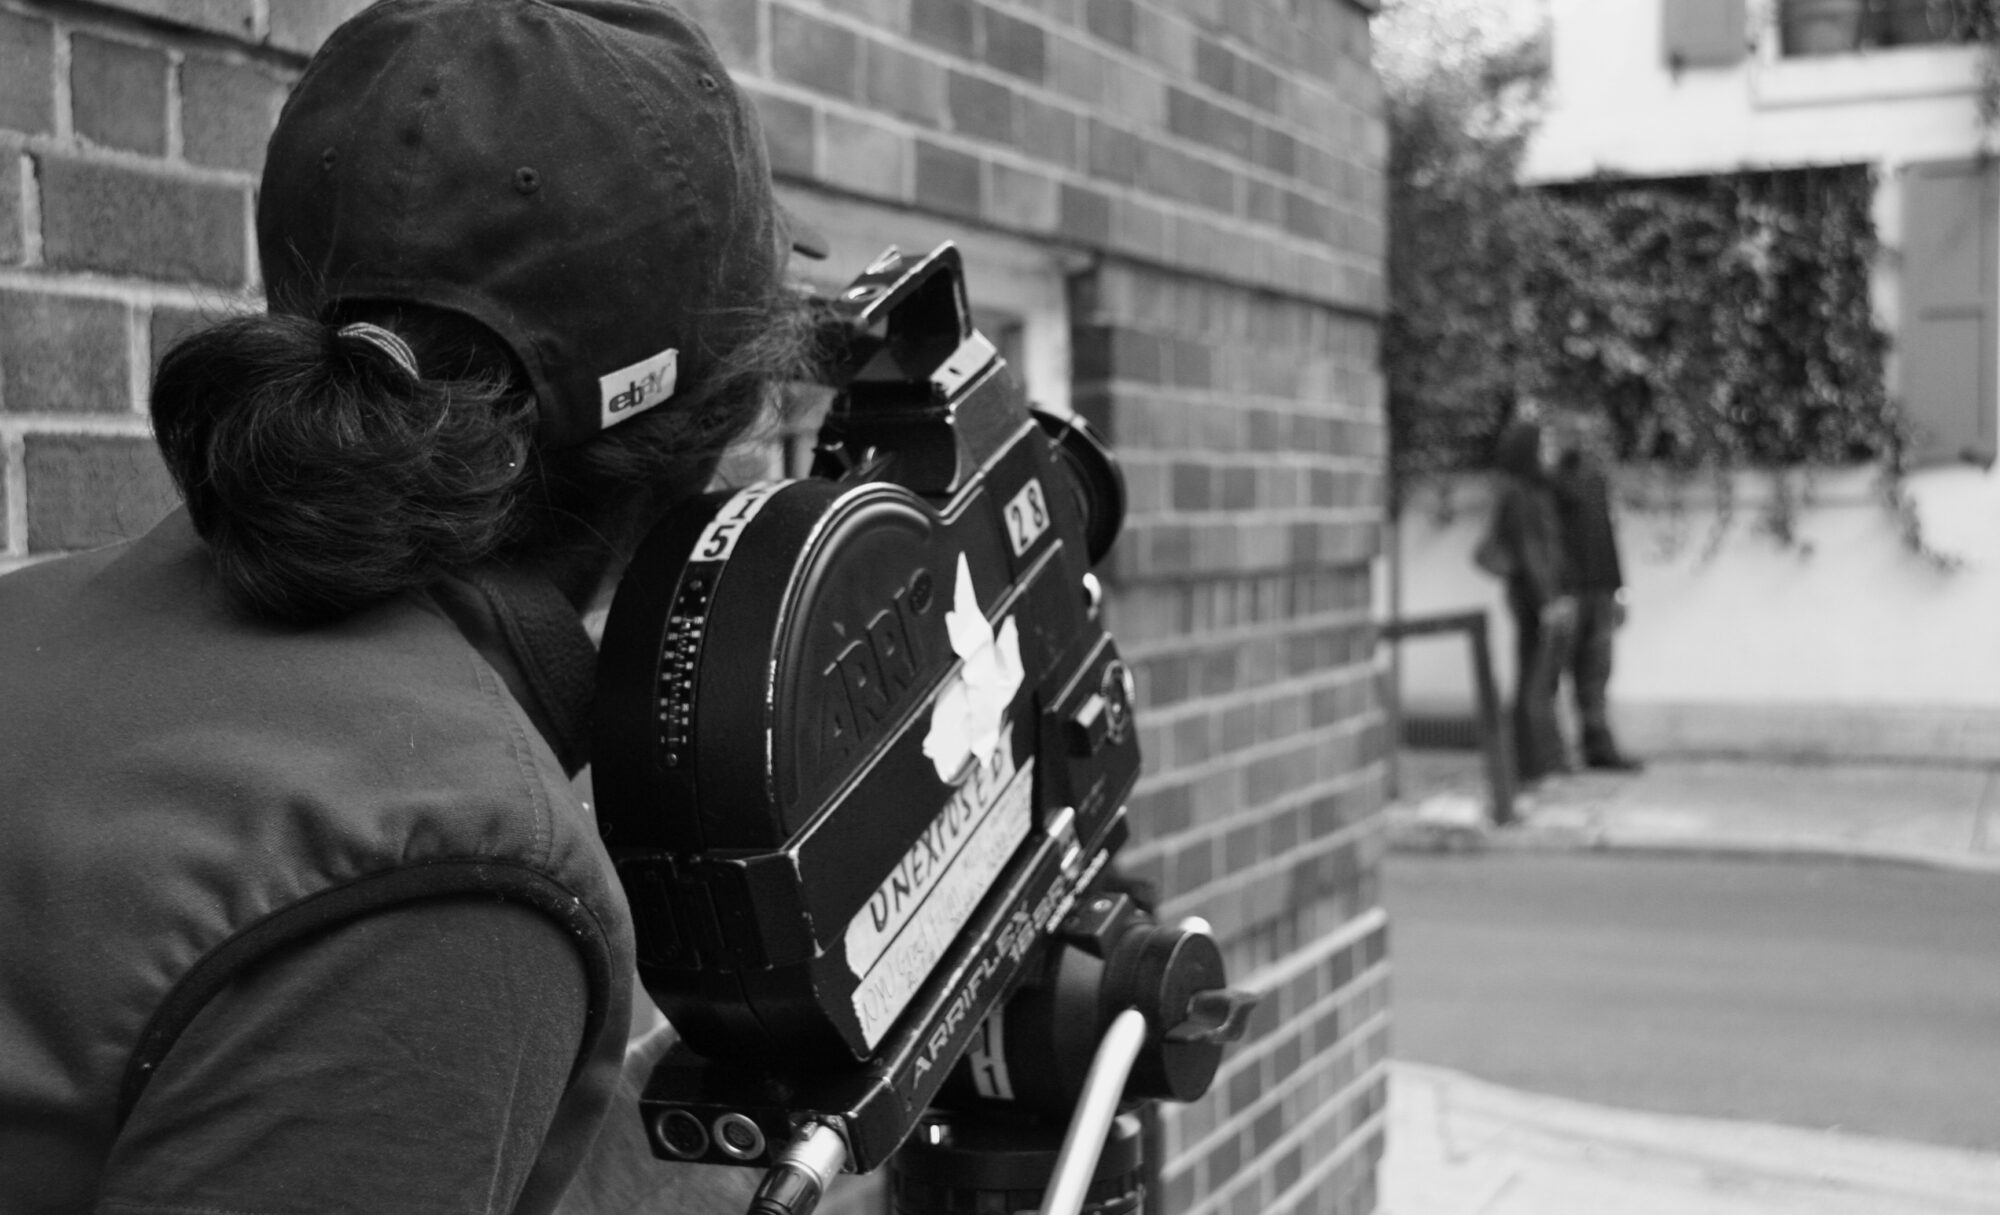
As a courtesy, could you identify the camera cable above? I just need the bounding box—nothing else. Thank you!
[1036,1006,1149,1215]
[747,1120,848,1215]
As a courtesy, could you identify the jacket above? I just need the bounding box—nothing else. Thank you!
[0,510,633,1214]
[1488,422,1566,609]
[1551,452,1625,594]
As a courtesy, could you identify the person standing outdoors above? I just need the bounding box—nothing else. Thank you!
[1484,418,1573,790]
[1548,410,1644,772]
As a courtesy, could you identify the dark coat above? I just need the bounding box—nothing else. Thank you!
[0,511,631,1215]
[1488,422,1565,610]
[1551,452,1625,593]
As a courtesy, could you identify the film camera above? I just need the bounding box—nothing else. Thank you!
[593,244,1254,1214]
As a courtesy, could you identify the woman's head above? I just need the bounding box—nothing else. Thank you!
[151,0,819,622]
[1494,420,1547,480]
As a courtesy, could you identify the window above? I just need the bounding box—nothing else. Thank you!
[1776,0,1974,57]
[1661,0,1749,68]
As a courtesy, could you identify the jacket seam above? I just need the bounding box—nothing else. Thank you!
[469,650,558,869]
[114,859,616,1129]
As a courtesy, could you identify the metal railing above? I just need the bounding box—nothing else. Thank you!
[1381,610,1518,827]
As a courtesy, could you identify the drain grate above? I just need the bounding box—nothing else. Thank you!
[1399,714,1481,750]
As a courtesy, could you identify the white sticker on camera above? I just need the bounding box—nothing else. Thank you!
[845,748,1033,1048]
[922,555,1025,785]
[690,482,782,564]
[1002,478,1050,556]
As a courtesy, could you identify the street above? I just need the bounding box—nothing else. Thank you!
[1383,851,2000,1153]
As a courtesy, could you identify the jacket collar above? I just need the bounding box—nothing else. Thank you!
[428,566,597,776]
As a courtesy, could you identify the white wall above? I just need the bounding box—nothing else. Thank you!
[1391,464,2000,762]
[1526,0,1983,183]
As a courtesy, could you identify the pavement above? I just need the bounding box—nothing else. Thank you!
[1385,749,2000,874]
[1382,1061,2000,1215]
[1379,749,2000,1214]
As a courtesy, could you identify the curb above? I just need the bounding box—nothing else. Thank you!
[1383,1062,2000,1215]
[1387,811,2000,876]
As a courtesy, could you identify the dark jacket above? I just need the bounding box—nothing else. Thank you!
[1551,451,1625,593]
[0,511,632,1215]
[1488,422,1566,609]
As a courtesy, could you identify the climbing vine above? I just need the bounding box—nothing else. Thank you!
[1378,11,1951,558]
[1517,167,1896,474]
[1381,15,1552,494]
[1923,0,2000,125]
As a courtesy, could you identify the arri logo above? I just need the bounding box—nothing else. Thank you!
[598,347,679,430]
[809,570,936,784]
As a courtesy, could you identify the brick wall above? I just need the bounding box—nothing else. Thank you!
[705,2,1392,1212]
[1078,263,1389,1215]
[0,1,1389,1212]
[0,0,371,570]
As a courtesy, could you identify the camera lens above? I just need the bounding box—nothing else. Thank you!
[652,1110,710,1160]
[713,1112,767,1160]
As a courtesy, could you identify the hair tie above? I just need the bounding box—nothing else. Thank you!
[336,322,421,380]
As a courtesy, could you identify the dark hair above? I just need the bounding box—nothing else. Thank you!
[1492,420,1545,481]
[151,290,819,623]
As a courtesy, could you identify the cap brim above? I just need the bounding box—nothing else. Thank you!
[778,202,829,260]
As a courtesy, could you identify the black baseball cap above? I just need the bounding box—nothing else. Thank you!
[258,0,822,449]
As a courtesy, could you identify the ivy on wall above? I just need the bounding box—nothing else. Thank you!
[1521,167,1895,470]
[1390,162,1896,483]
[1380,0,1954,564]
[1389,162,1934,557]
[1381,20,1551,490]
[1922,0,2000,123]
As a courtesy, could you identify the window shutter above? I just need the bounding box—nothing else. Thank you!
[1902,161,1998,467]
[1660,0,1748,68]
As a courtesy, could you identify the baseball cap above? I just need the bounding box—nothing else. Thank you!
[258,0,820,450]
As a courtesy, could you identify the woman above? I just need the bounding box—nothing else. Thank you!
[0,2,818,1211]
[1487,419,1574,790]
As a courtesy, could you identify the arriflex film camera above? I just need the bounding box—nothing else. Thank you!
[593,245,1252,1215]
